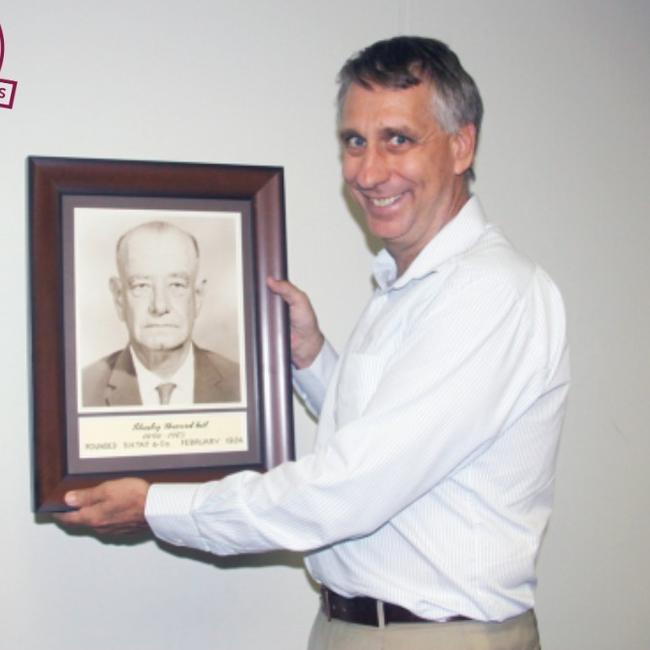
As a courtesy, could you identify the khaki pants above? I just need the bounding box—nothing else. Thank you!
[307,608,540,650]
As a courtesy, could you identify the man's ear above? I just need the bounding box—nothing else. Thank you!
[194,278,207,316]
[451,123,477,177]
[109,276,126,322]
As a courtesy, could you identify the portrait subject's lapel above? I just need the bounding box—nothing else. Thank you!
[193,346,224,403]
[105,348,142,406]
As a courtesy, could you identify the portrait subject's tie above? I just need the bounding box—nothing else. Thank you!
[156,382,176,405]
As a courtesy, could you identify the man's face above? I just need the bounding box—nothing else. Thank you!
[112,227,203,355]
[339,81,475,268]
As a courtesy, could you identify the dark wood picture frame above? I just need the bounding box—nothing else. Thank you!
[29,156,294,513]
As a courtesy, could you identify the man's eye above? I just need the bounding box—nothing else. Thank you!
[345,135,365,149]
[389,133,411,146]
[129,282,151,296]
[169,281,189,293]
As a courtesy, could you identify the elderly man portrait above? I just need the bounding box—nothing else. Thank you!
[82,220,240,407]
[60,36,569,650]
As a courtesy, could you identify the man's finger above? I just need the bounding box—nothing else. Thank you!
[266,277,304,305]
[63,484,105,509]
[54,502,103,527]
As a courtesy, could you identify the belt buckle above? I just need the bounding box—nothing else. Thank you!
[376,600,385,627]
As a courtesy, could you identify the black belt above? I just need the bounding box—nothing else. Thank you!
[320,587,471,627]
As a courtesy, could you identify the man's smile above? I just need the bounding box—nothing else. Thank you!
[368,193,404,208]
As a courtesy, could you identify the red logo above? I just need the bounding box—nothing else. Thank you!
[0,24,18,110]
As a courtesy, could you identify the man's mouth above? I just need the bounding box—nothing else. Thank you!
[368,193,403,208]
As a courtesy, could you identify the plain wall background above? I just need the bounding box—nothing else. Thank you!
[1,1,648,648]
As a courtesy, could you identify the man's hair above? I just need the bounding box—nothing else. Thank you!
[115,221,200,271]
[337,36,483,182]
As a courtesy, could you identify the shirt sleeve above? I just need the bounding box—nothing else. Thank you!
[291,339,339,417]
[146,270,568,555]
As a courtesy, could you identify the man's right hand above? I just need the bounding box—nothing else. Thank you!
[267,278,325,369]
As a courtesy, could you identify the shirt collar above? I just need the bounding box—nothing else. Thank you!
[130,343,195,396]
[372,195,488,291]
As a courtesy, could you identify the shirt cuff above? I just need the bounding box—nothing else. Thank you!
[145,482,210,551]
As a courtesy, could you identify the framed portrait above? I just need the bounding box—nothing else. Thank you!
[29,156,294,512]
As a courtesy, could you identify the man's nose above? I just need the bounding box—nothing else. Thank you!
[149,284,170,315]
[353,145,390,190]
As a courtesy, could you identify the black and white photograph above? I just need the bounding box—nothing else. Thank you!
[73,205,245,411]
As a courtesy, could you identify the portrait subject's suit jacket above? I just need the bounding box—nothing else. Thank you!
[81,345,241,407]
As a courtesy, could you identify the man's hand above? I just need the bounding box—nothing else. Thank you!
[267,277,325,369]
[54,478,150,537]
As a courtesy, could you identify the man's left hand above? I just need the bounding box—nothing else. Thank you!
[54,477,150,536]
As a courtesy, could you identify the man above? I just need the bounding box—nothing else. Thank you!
[59,37,569,650]
[82,221,240,407]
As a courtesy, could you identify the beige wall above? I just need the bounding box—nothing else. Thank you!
[1,1,648,648]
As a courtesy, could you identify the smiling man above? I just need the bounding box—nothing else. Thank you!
[82,221,240,407]
[60,37,569,650]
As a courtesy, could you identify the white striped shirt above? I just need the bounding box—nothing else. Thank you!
[146,196,569,622]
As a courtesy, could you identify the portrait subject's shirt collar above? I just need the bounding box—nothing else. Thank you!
[130,344,195,406]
